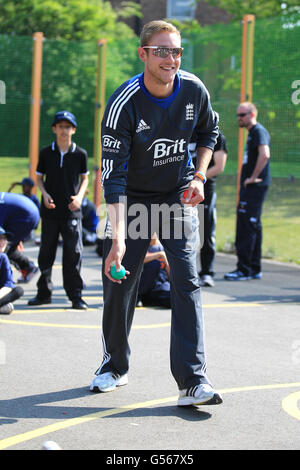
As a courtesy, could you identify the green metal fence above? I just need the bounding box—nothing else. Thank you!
[1,15,299,176]
[0,14,299,262]
[0,35,141,158]
[182,16,300,177]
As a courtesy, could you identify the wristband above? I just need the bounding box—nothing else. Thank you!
[193,171,207,184]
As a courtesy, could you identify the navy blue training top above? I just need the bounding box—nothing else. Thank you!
[241,122,271,187]
[101,70,219,203]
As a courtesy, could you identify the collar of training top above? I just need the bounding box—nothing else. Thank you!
[51,141,76,153]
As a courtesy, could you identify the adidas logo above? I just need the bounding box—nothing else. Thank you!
[136,119,150,133]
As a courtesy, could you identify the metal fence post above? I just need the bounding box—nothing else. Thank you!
[28,32,43,193]
[237,15,255,205]
[93,39,107,208]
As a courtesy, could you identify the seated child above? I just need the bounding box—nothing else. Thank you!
[0,227,24,314]
[82,197,99,246]
[138,234,171,308]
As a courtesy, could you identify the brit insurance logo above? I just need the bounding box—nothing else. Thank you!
[147,138,186,167]
[136,119,150,133]
[185,103,194,120]
[102,134,121,153]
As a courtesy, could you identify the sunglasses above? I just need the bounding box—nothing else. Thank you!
[143,46,184,58]
[236,112,250,117]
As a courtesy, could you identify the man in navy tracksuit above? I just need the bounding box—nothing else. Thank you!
[225,102,271,281]
[0,192,40,281]
[90,21,223,407]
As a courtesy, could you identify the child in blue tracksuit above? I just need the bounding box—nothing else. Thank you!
[0,227,24,314]
[0,192,40,282]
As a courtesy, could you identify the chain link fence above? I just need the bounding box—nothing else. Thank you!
[0,14,299,261]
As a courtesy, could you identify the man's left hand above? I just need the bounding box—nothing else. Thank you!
[68,195,82,211]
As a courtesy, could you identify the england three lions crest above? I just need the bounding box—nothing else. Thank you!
[185,103,194,120]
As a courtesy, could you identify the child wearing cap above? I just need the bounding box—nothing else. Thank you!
[0,227,24,314]
[28,110,89,310]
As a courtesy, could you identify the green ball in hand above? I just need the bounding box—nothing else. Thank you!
[110,264,126,280]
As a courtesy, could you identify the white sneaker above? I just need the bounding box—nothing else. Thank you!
[0,303,14,315]
[200,274,215,287]
[90,371,128,393]
[177,384,223,407]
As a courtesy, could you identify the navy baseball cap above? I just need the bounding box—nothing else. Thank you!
[52,110,77,127]
[0,226,11,239]
[21,177,34,187]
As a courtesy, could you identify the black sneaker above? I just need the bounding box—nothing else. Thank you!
[224,269,251,281]
[71,299,88,310]
[28,296,52,306]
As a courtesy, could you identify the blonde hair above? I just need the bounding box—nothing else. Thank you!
[240,101,258,115]
[140,20,181,47]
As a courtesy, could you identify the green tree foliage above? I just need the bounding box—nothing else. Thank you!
[115,1,143,20]
[0,0,143,157]
[201,0,300,20]
[0,33,142,156]
[180,12,300,173]
[0,0,139,41]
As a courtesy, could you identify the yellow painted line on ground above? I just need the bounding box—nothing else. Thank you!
[0,319,161,329]
[11,302,263,316]
[0,381,299,450]
[0,319,101,329]
[82,296,102,300]
[13,309,99,315]
[282,391,300,421]
[0,303,264,329]
[204,303,263,308]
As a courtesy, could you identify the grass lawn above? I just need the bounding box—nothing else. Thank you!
[215,175,300,265]
[0,156,98,203]
[1,157,299,265]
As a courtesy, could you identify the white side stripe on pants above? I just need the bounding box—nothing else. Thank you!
[95,333,111,375]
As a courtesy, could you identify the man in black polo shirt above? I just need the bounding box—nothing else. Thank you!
[28,111,89,309]
[225,102,271,281]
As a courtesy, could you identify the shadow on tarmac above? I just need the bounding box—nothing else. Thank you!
[0,387,212,422]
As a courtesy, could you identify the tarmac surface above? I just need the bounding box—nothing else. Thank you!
[0,241,299,451]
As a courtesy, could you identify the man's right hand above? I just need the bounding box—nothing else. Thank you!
[104,239,129,283]
[43,192,56,209]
